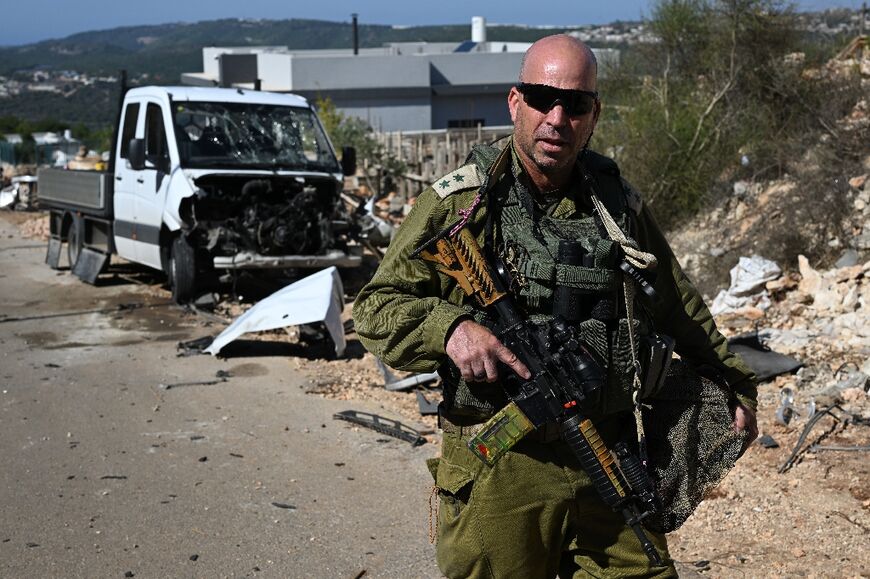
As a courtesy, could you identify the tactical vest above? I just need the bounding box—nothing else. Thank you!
[441,142,651,418]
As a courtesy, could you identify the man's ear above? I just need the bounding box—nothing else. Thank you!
[592,98,602,127]
[508,87,521,124]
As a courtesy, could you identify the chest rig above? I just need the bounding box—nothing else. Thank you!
[442,142,652,417]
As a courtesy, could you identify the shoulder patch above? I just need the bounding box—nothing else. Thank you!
[431,164,483,199]
[621,177,643,215]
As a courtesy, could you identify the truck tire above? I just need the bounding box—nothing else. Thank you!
[169,235,197,304]
[67,214,84,269]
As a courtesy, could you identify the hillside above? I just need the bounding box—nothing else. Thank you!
[0,17,631,129]
[0,18,605,79]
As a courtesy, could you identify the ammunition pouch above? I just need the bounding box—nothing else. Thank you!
[638,332,676,399]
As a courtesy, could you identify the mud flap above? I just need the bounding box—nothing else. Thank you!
[72,248,109,284]
[45,238,62,269]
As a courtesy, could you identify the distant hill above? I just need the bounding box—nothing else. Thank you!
[0,18,596,79]
[0,17,629,129]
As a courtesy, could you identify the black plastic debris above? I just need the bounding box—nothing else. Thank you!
[176,336,215,357]
[757,434,779,448]
[728,332,803,382]
[271,502,297,510]
[159,370,232,390]
[334,410,426,446]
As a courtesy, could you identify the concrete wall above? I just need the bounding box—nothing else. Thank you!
[258,53,294,91]
[431,93,511,129]
[429,52,523,87]
[289,55,430,91]
[305,92,432,132]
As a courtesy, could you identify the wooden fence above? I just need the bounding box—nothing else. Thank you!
[373,125,514,199]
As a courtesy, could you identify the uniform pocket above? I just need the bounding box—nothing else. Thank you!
[579,318,640,414]
[436,457,475,518]
[607,318,641,414]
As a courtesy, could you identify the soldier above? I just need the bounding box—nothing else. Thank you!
[353,35,758,578]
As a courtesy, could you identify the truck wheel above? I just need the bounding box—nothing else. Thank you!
[67,214,84,269]
[169,235,197,304]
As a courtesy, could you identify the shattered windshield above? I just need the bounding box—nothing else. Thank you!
[173,101,340,172]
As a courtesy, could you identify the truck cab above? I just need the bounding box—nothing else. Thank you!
[41,86,359,302]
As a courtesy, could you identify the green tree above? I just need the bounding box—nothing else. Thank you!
[315,96,405,196]
[595,0,832,228]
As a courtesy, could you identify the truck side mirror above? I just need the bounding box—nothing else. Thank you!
[341,146,357,177]
[128,138,146,171]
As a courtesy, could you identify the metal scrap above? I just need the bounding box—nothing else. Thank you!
[779,405,869,473]
[205,266,346,357]
[333,410,427,446]
[375,358,440,392]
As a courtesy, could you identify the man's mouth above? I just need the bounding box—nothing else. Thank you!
[537,137,567,152]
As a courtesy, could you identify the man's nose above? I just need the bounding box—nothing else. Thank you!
[545,101,570,126]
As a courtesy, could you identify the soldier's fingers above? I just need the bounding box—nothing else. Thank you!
[482,357,499,383]
[467,359,488,382]
[495,344,530,380]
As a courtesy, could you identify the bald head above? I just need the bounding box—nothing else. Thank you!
[508,34,601,192]
[519,35,598,89]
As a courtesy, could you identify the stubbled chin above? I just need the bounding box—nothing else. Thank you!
[535,144,570,165]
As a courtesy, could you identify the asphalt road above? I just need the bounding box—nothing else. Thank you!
[0,213,441,579]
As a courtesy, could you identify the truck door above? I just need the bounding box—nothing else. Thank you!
[112,101,142,263]
[133,101,172,269]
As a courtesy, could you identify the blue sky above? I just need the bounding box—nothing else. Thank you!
[0,0,865,46]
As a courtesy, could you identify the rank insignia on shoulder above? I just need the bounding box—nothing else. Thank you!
[432,164,483,199]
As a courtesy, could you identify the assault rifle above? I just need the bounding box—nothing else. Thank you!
[412,224,663,566]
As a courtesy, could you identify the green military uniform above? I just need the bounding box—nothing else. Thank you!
[353,137,757,578]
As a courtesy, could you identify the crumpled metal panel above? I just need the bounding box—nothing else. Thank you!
[205,266,345,357]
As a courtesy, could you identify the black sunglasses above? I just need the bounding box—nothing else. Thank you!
[515,83,599,116]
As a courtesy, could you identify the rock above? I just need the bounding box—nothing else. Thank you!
[766,275,798,294]
[842,387,868,402]
[797,255,822,295]
[853,231,870,250]
[835,249,859,268]
[733,181,751,197]
[833,265,864,283]
[849,174,868,190]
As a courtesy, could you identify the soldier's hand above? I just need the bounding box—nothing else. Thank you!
[446,319,531,383]
[732,403,758,448]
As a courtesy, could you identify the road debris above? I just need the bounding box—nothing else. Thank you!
[416,391,439,415]
[333,410,427,446]
[270,502,297,510]
[778,404,870,473]
[176,336,216,357]
[205,266,346,357]
[727,332,802,382]
[159,370,232,390]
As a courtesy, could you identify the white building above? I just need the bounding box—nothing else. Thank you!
[181,18,619,132]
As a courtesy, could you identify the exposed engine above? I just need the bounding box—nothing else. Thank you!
[182,175,347,256]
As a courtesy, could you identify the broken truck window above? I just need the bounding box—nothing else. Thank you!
[173,101,339,173]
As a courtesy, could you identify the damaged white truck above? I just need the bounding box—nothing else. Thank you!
[39,85,360,302]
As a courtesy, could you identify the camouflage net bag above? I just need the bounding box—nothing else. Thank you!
[642,360,748,534]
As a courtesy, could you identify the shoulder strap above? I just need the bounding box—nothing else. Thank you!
[432,164,484,199]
